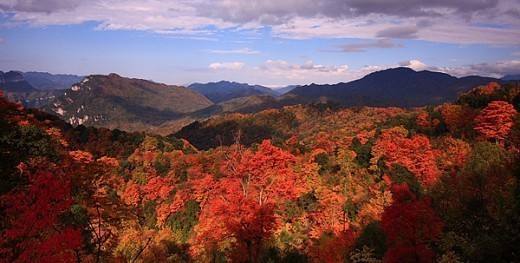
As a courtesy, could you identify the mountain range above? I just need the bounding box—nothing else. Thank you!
[0,71,84,92]
[284,67,498,107]
[0,71,85,108]
[0,71,37,92]
[0,67,509,134]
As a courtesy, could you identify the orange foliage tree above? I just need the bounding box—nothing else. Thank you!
[474,101,517,144]
[439,104,476,137]
[435,137,471,176]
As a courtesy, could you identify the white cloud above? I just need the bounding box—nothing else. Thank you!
[209,62,245,70]
[260,60,349,80]
[3,0,233,36]
[206,48,260,54]
[438,60,520,77]
[199,59,358,86]
[270,16,520,44]
[399,59,428,71]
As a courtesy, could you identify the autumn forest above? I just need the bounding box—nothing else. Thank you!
[0,80,519,263]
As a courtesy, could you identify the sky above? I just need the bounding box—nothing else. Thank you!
[0,0,519,87]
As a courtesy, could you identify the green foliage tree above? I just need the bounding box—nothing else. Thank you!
[350,138,373,168]
[166,200,201,243]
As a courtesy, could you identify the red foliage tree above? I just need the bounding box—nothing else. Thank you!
[0,165,82,262]
[381,184,443,263]
[474,101,517,144]
[68,150,94,164]
[121,181,141,206]
[192,140,301,261]
[309,230,357,263]
[372,128,440,187]
[141,176,174,202]
[416,112,431,129]
[477,82,501,95]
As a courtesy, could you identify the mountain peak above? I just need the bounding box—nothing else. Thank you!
[216,80,236,84]
[388,67,416,72]
[108,73,122,78]
[367,67,416,76]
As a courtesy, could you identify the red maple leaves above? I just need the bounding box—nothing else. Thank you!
[0,166,82,262]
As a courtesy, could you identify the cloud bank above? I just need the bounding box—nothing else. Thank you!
[339,39,402,52]
[400,59,520,78]
[1,0,519,44]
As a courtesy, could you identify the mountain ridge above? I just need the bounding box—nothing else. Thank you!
[285,67,498,107]
[22,71,84,90]
[2,68,504,135]
[189,80,279,103]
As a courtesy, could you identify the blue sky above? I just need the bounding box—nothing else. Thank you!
[1,0,519,86]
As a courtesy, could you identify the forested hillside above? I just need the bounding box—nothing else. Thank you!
[43,73,213,131]
[1,81,519,262]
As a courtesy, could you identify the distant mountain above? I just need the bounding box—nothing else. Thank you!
[284,67,498,107]
[150,95,283,135]
[4,90,64,108]
[23,72,84,90]
[0,71,65,108]
[192,95,280,117]
[189,81,278,103]
[43,73,213,131]
[502,74,520,81]
[0,71,37,92]
[273,85,299,95]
